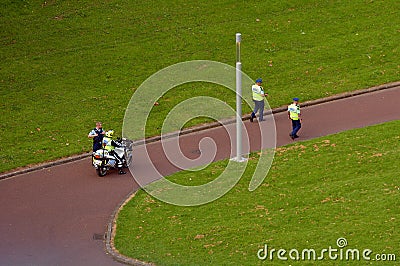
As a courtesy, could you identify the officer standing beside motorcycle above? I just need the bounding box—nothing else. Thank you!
[88,122,105,152]
[102,130,126,175]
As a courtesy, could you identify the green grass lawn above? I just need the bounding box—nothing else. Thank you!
[114,120,399,265]
[1,0,399,172]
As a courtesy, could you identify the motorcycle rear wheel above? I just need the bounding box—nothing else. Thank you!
[96,167,107,177]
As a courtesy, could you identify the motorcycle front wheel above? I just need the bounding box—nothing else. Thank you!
[96,167,107,177]
[124,151,133,168]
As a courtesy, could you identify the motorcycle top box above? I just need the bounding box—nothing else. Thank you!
[93,149,109,160]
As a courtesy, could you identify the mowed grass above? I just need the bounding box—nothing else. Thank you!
[114,120,399,265]
[1,0,399,172]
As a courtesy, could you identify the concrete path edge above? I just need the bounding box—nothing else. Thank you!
[1,81,398,181]
[105,190,155,266]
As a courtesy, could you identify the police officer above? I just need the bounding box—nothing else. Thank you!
[288,97,301,140]
[88,122,105,152]
[250,78,268,122]
[103,130,126,175]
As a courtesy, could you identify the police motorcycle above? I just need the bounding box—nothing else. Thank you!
[92,132,133,177]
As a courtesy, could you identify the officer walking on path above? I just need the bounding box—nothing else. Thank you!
[288,98,302,140]
[88,122,105,152]
[250,78,268,122]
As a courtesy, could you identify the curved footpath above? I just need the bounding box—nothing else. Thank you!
[1,83,399,266]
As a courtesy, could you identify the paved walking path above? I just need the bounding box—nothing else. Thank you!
[1,85,399,266]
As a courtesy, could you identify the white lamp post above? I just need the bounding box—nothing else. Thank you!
[232,33,247,162]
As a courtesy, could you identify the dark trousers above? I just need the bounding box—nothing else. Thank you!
[93,142,102,152]
[252,100,265,121]
[92,135,104,152]
[110,150,123,168]
[291,119,302,136]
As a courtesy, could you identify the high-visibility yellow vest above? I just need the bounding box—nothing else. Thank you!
[102,137,114,151]
[288,103,300,120]
[252,85,265,101]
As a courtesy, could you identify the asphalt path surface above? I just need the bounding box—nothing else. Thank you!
[1,86,399,266]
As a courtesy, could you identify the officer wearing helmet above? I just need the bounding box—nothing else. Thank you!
[102,130,126,175]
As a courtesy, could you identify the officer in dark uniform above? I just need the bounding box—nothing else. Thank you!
[88,122,105,151]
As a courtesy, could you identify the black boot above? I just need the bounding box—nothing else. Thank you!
[250,112,255,122]
[118,168,126,175]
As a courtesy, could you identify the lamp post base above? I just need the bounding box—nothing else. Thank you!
[230,156,248,163]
